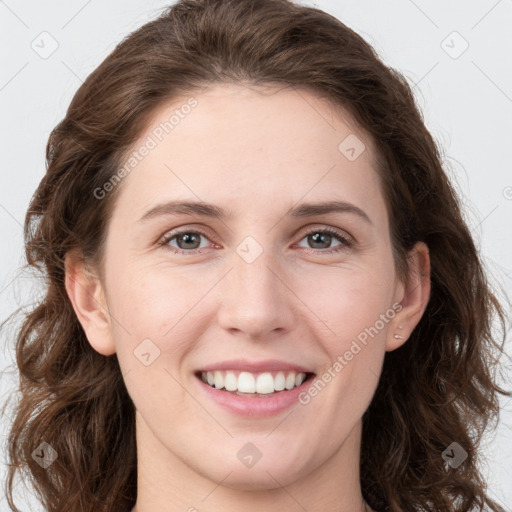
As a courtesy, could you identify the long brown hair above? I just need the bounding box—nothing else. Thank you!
[3,1,510,511]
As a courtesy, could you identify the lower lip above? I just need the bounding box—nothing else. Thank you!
[195,374,315,418]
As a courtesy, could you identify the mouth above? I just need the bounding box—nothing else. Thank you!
[194,369,316,398]
[194,368,316,417]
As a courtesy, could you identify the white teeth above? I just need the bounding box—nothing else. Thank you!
[224,371,238,391]
[238,371,256,393]
[214,370,224,389]
[286,373,296,390]
[256,372,274,394]
[200,370,308,394]
[274,372,286,391]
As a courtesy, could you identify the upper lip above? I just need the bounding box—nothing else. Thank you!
[197,358,315,374]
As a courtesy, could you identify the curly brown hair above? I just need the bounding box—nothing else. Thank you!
[2,1,510,511]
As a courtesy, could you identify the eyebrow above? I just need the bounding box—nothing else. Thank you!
[138,199,372,225]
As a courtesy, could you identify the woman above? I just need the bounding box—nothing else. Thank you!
[3,0,510,511]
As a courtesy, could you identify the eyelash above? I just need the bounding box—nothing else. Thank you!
[157,227,354,256]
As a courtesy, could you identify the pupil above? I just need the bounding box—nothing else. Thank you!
[179,233,199,249]
[310,232,330,249]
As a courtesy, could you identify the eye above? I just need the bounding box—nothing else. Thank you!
[158,229,212,253]
[158,226,354,255]
[296,227,354,254]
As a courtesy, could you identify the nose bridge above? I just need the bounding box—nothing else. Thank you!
[233,235,283,305]
[217,235,292,337]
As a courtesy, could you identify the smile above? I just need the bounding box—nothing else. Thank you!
[195,370,316,417]
[198,369,312,395]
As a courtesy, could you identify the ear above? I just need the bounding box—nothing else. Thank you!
[386,241,431,352]
[64,250,116,356]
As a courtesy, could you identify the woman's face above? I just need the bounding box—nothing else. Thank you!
[73,83,424,492]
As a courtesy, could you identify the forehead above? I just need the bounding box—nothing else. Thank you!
[113,83,386,226]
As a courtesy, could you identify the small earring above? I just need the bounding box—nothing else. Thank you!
[393,333,403,340]
[397,324,403,329]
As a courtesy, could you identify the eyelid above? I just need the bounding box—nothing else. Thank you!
[157,223,356,254]
[296,223,356,246]
[157,223,217,244]
[158,222,355,241]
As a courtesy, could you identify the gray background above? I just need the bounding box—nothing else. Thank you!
[1,0,511,510]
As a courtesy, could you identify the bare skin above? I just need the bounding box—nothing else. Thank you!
[65,83,430,512]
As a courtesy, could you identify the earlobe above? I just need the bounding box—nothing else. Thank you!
[386,241,431,352]
[64,250,116,356]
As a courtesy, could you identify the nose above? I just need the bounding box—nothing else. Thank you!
[217,246,296,341]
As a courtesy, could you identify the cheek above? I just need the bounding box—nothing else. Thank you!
[304,261,395,334]
[106,262,201,337]
[304,269,394,420]
[300,263,396,387]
